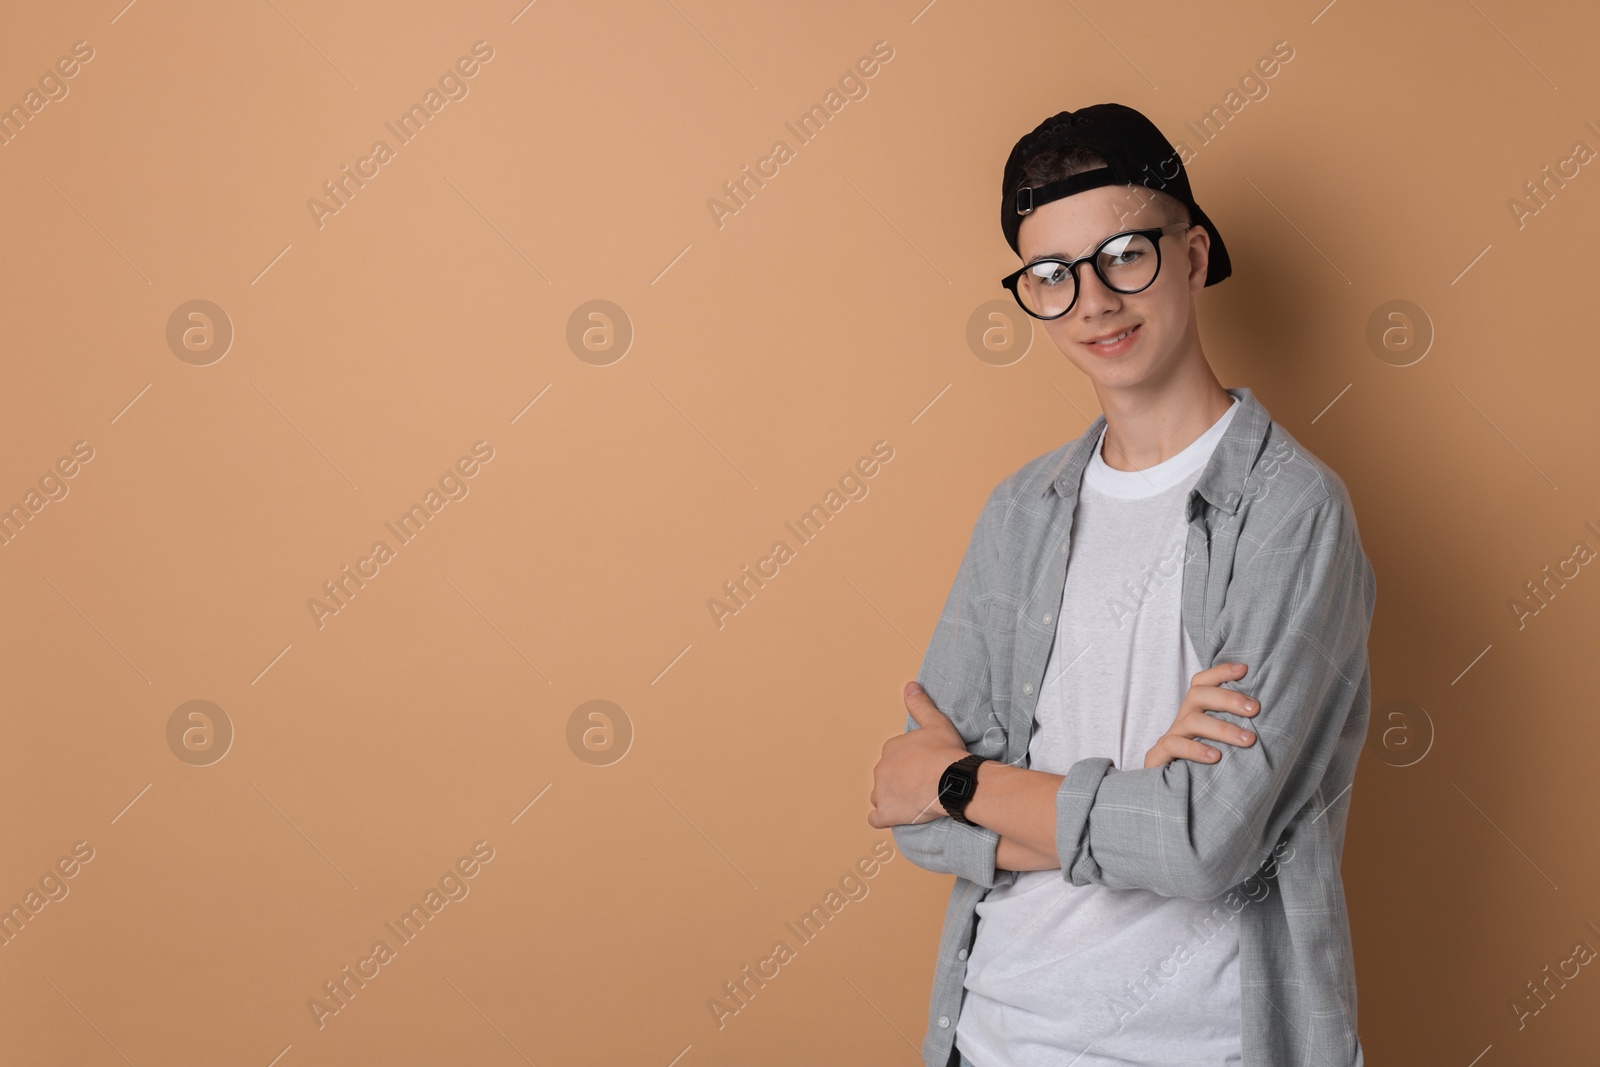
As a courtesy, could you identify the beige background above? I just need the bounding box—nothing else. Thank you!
[1,1,1597,1064]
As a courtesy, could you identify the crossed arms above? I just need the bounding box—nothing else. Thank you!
[882,483,1375,901]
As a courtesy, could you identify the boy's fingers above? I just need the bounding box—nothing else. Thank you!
[1194,662,1248,687]
[1177,706,1257,747]
[1190,683,1259,718]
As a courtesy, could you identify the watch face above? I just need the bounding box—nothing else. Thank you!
[939,768,974,800]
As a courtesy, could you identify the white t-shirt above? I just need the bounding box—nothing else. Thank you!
[956,398,1243,1067]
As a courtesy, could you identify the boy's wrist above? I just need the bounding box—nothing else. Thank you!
[961,759,1066,859]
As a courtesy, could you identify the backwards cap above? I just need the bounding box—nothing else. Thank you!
[1000,102,1232,287]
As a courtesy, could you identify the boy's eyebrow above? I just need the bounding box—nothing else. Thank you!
[1023,231,1127,267]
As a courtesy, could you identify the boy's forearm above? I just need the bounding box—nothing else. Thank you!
[996,834,1061,871]
[963,760,1065,861]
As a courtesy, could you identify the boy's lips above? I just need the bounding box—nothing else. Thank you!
[1081,323,1141,355]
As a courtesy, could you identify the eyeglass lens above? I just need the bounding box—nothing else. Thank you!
[1015,232,1160,318]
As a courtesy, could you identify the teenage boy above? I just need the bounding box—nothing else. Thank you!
[867,103,1377,1067]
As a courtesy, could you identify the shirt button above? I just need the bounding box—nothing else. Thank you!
[1023,683,1034,695]
[957,948,969,960]
[938,1015,951,1028]
[1042,612,1052,623]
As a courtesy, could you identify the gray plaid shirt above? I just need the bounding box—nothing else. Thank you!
[894,386,1376,1067]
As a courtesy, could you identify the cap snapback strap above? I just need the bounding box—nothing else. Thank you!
[1014,166,1122,216]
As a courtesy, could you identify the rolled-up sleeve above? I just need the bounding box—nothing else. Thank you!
[1053,492,1376,900]
[892,482,1017,891]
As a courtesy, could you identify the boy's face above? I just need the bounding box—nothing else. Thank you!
[1015,182,1211,393]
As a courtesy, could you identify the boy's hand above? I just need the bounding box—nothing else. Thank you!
[867,682,971,829]
[1144,662,1259,768]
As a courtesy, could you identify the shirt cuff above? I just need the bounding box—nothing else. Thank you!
[1055,756,1115,886]
[894,817,1017,890]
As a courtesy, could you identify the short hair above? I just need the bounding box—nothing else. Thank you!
[1010,143,1191,232]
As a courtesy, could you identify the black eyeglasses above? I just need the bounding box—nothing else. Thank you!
[1000,223,1190,320]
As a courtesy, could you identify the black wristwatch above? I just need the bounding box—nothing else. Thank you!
[938,753,989,825]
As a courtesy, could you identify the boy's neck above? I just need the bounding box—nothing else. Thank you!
[1094,357,1234,473]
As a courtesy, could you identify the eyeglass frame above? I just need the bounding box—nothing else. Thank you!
[999,222,1193,320]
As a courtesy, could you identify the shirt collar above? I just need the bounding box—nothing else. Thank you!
[1040,386,1271,518]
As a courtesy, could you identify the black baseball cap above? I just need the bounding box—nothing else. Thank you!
[1000,103,1232,287]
